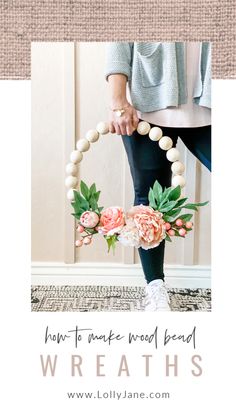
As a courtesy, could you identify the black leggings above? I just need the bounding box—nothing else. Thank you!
[122,124,211,283]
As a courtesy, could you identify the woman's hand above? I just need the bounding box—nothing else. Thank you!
[109,103,139,136]
[107,74,139,136]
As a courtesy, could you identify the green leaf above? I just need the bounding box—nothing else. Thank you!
[85,227,97,234]
[181,204,198,211]
[90,183,96,195]
[71,212,83,220]
[105,235,118,254]
[71,200,84,213]
[168,185,181,201]
[166,208,182,218]
[179,213,193,222]
[180,201,209,211]
[98,206,104,212]
[93,191,101,201]
[174,197,188,207]
[159,200,178,213]
[72,190,90,211]
[152,180,163,206]
[163,215,176,222]
[193,201,209,207]
[165,234,172,242]
[159,186,172,205]
[174,229,185,238]
[90,197,98,211]
[73,190,83,201]
[148,188,157,209]
[80,180,90,200]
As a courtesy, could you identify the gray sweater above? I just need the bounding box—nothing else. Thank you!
[105,42,211,112]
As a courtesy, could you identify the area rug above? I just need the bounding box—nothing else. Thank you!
[31,285,211,312]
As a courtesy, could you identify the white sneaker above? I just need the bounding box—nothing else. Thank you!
[144,279,171,311]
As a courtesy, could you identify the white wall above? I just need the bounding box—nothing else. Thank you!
[31,43,67,261]
[31,42,211,271]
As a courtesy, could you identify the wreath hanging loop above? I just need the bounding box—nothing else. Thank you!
[65,121,208,253]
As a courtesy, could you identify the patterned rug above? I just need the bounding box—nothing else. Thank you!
[31,286,211,312]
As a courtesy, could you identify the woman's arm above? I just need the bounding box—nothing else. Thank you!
[108,73,139,136]
[105,43,139,136]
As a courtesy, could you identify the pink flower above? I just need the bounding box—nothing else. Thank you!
[175,218,183,227]
[185,221,193,229]
[98,206,125,236]
[126,205,166,249]
[118,220,141,248]
[80,211,100,228]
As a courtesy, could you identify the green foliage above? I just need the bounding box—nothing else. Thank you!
[165,234,172,243]
[148,180,209,224]
[178,213,193,222]
[71,180,103,219]
[168,185,181,201]
[159,200,178,213]
[105,234,119,254]
[153,180,163,205]
[180,202,209,211]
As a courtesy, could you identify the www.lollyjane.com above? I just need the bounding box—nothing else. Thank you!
[67,390,170,400]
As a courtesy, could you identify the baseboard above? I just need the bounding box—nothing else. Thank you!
[31,262,211,288]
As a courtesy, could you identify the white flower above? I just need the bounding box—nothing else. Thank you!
[118,220,141,248]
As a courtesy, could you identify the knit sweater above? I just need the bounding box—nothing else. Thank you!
[105,42,211,112]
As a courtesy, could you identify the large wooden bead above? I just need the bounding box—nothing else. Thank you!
[137,121,151,135]
[166,148,180,162]
[171,161,185,175]
[86,129,99,143]
[76,138,90,152]
[159,136,173,150]
[149,126,163,141]
[67,188,76,201]
[70,150,83,164]
[96,122,109,135]
[65,162,78,176]
[65,176,78,188]
[172,175,186,188]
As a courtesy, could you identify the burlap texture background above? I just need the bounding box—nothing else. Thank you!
[0,0,235,79]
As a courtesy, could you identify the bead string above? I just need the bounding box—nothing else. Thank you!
[65,121,185,201]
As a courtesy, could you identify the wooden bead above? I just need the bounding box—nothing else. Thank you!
[159,136,173,151]
[76,138,90,152]
[137,121,151,135]
[65,162,78,176]
[65,176,78,188]
[171,161,185,175]
[67,188,76,201]
[166,148,180,162]
[85,129,99,143]
[70,150,83,164]
[172,175,186,188]
[149,126,163,141]
[96,122,109,135]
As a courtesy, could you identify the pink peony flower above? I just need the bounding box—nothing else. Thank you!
[98,206,125,236]
[80,211,100,228]
[118,219,141,248]
[126,205,166,249]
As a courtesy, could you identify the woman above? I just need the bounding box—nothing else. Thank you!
[105,42,211,311]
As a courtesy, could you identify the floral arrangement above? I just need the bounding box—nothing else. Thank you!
[71,180,208,253]
[64,120,208,253]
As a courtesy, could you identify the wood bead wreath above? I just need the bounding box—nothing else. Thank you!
[65,121,208,252]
